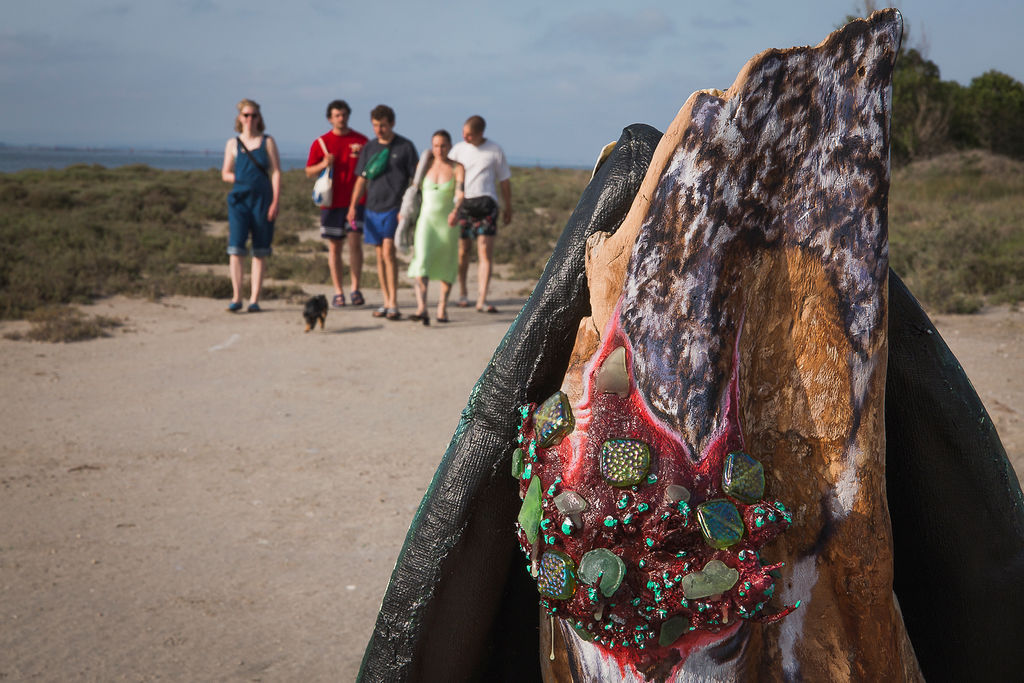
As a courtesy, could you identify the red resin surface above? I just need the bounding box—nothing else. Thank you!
[515,313,795,670]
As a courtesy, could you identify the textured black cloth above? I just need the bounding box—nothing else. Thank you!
[887,271,1024,682]
[357,124,1024,681]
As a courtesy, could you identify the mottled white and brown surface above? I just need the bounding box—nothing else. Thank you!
[545,9,922,682]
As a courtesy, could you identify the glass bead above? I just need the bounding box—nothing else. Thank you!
[554,490,588,515]
[722,451,765,504]
[533,392,576,447]
[658,615,689,647]
[680,559,740,599]
[518,476,542,544]
[511,448,524,479]
[600,439,651,487]
[697,499,744,549]
[665,484,691,503]
[596,346,630,396]
[578,547,626,598]
[537,549,578,600]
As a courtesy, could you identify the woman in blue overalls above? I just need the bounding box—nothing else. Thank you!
[221,99,281,312]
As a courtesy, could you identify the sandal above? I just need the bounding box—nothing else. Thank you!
[436,316,450,323]
[372,306,388,318]
[408,312,427,322]
[456,297,470,308]
[226,301,243,313]
[385,308,402,321]
[350,290,365,306]
[477,304,499,314]
[331,293,345,308]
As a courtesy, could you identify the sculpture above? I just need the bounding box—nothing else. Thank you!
[359,9,1024,682]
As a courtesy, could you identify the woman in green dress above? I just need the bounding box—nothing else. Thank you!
[408,130,463,324]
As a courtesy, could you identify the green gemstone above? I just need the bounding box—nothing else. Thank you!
[518,476,542,544]
[561,518,574,535]
[658,616,689,647]
[696,499,744,549]
[571,621,595,642]
[534,392,575,447]
[680,559,740,599]
[511,448,524,478]
[578,547,626,598]
[722,451,765,504]
[537,549,577,600]
[600,439,651,487]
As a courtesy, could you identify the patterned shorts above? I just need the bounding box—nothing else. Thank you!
[320,206,364,240]
[457,196,499,239]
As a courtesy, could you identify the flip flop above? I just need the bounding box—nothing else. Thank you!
[477,305,499,314]
[372,306,388,318]
[456,298,470,308]
[386,308,402,321]
[226,301,243,313]
[332,293,345,308]
[350,290,365,306]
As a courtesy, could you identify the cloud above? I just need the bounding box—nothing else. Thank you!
[537,8,676,55]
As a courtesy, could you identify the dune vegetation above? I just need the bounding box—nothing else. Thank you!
[1,150,1022,340]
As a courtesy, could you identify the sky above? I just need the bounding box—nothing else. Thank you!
[2,0,1022,167]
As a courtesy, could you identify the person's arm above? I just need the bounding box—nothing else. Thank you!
[221,138,236,183]
[304,138,334,178]
[348,177,367,225]
[500,178,512,225]
[266,136,282,221]
[449,163,465,227]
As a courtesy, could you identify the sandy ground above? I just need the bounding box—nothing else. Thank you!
[1,273,1021,681]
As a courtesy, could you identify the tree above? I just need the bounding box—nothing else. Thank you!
[964,70,1024,159]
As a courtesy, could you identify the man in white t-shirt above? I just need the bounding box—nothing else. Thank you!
[447,115,512,313]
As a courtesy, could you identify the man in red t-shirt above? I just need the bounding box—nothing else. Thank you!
[305,100,368,307]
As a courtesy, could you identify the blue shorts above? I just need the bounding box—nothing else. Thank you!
[320,205,365,240]
[363,208,399,246]
[227,190,274,257]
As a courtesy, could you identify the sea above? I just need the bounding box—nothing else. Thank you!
[0,145,585,173]
[0,146,309,173]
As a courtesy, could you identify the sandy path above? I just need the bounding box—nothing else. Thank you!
[1,281,1020,681]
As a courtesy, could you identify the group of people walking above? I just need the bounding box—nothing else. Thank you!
[221,98,512,324]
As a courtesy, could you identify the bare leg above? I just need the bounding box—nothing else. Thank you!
[476,234,494,310]
[457,237,472,301]
[229,254,244,303]
[327,239,344,296]
[375,246,389,308]
[438,280,452,320]
[250,256,266,304]
[349,231,363,292]
[382,238,398,310]
[414,276,429,316]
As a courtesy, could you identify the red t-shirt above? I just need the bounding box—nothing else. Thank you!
[307,129,368,209]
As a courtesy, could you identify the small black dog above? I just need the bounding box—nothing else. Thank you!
[303,294,328,332]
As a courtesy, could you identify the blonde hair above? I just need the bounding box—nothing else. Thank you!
[234,99,266,133]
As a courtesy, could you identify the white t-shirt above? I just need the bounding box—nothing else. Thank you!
[449,139,511,203]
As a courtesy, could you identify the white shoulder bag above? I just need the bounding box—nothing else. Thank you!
[312,138,333,208]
